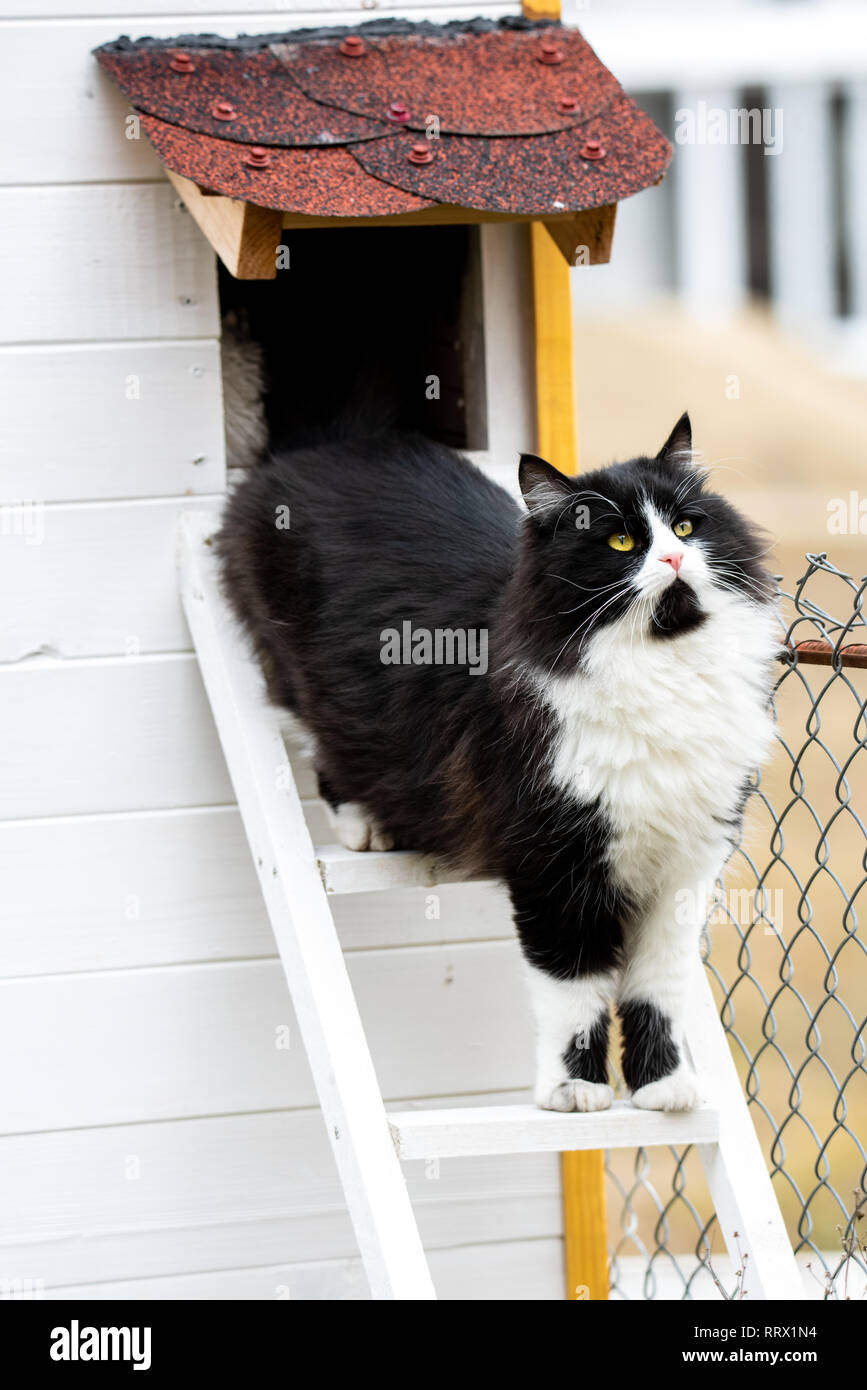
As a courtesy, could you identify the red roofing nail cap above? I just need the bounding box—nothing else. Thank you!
[244,146,271,168]
[559,96,578,113]
[340,35,365,58]
[169,52,195,74]
[386,101,411,123]
[580,138,606,160]
[213,101,237,121]
[538,42,565,66]
[408,141,435,165]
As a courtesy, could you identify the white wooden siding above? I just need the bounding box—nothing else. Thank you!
[0,342,225,502]
[0,186,218,343]
[0,944,533,1133]
[1,805,513,976]
[0,1102,559,1288]
[0,23,164,186]
[476,223,536,471]
[40,1241,564,1302]
[0,497,223,660]
[0,656,233,817]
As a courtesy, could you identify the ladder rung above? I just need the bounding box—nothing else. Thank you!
[387,1101,721,1159]
[315,844,485,894]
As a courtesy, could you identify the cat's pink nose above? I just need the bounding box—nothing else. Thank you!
[660,551,683,574]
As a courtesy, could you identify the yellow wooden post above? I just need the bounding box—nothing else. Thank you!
[529,221,579,476]
[524,0,610,1303]
[521,0,563,19]
[561,1149,610,1300]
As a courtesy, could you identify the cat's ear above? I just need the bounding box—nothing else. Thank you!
[519,453,575,522]
[657,412,693,464]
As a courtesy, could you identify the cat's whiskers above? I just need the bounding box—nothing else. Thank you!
[529,578,628,625]
[633,592,655,655]
[545,573,624,593]
[622,589,654,658]
[578,589,639,647]
[711,573,776,607]
[710,563,777,600]
[717,542,777,563]
[550,583,633,621]
[571,489,625,518]
[552,497,578,537]
[546,489,628,540]
[694,456,750,478]
[551,581,636,668]
[711,561,771,588]
[672,473,700,508]
[546,599,617,673]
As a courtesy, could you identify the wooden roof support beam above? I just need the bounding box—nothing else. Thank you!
[280,203,581,236]
[167,169,613,275]
[167,171,282,280]
[543,203,617,267]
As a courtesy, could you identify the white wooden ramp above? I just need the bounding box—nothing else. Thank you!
[178,512,803,1302]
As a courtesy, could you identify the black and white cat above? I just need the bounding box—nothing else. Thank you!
[217,416,779,1112]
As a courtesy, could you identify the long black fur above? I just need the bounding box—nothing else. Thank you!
[217,422,773,1090]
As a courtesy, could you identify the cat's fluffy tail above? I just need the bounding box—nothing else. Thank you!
[221,310,269,469]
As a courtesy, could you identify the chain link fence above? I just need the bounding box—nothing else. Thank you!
[606,553,867,1300]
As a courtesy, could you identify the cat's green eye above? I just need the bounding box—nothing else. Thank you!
[607,532,636,553]
[673,518,694,538]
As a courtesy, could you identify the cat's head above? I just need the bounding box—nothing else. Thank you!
[515,413,775,670]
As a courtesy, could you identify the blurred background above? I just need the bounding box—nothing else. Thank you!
[564,0,866,1290]
[570,0,866,588]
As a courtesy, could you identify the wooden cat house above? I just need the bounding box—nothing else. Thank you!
[95,12,671,482]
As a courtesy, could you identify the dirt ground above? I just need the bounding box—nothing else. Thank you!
[574,302,867,1275]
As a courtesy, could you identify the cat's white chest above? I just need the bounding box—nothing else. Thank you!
[539,598,779,897]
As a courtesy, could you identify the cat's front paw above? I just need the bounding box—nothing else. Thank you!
[329,802,393,853]
[535,1080,614,1113]
[631,1067,699,1112]
[368,826,395,852]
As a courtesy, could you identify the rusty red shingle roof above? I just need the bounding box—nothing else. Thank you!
[95,18,671,218]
